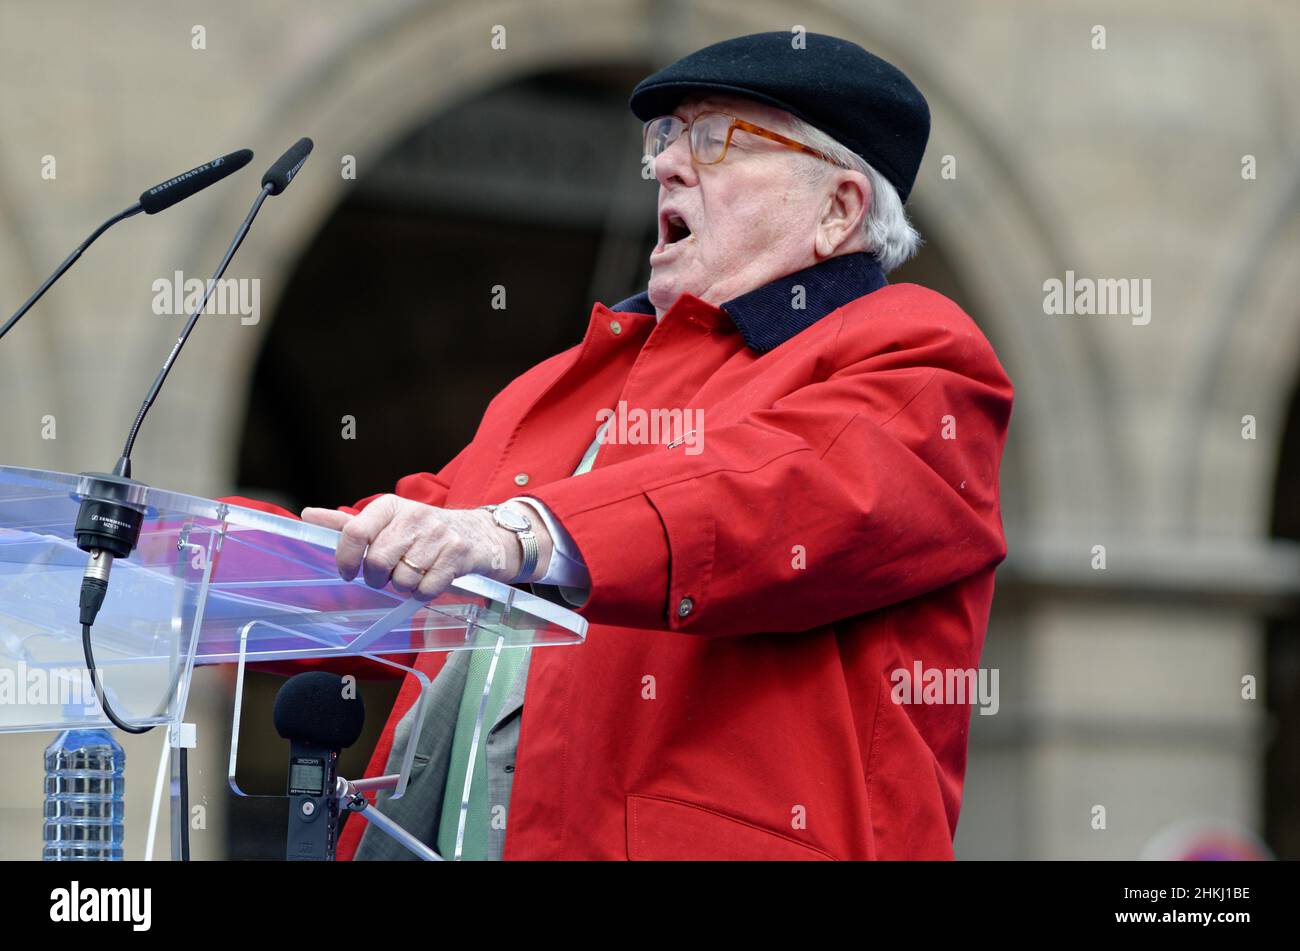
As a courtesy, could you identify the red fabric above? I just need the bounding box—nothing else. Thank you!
[231,283,1012,860]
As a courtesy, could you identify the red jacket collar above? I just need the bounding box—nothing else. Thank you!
[606,252,888,352]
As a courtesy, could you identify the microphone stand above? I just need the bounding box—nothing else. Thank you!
[115,182,273,478]
[336,775,444,861]
[1,148,254,344]
[70,139,308,860]
[0,204,143,341]
[76,181,277,727]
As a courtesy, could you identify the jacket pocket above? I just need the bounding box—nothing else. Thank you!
[626,794,834,861]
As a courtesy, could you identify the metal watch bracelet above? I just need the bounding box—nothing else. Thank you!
[482,503,539,583]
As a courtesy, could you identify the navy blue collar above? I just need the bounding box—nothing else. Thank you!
[609,252,888,353]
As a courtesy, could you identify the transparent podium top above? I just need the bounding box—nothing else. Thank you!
[0,465,586,732]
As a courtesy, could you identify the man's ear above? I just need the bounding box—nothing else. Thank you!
[814,172,871,259]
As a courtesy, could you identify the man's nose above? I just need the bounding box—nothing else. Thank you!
[653,132,697,188]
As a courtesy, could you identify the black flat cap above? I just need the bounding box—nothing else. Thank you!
[630,32,930,201]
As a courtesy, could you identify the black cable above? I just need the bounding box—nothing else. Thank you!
[81,621,153,735]
[83,612,193,859]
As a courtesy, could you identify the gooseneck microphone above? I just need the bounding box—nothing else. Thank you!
[113,137,314,481]
[74,139,314,736]
[274,672,365,861]
[0,148,253,343]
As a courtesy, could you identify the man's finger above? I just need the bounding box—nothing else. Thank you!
[361,518,411,589]
[361,505,433,589]
[388,536,448,596]
[300,507,352,530]
[335,496,400,581]
[415,562,459,603]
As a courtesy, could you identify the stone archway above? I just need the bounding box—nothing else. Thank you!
[1176,164,1300,538]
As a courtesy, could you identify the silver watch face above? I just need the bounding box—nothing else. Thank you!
[493,506,531,533]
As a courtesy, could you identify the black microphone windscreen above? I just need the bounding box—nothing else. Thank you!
[261,137,314,196]
[273,672,365,749]
[138,149,254,215]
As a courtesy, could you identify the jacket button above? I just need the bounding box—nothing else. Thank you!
[514,472,529,486]
[609,320,622,335]
[677,596,694,618]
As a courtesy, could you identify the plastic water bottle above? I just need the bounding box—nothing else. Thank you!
[42,728,125,861]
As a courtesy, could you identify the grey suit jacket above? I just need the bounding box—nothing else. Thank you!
[352,645,532,860]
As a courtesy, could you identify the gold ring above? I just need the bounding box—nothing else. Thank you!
[399,555,429,574]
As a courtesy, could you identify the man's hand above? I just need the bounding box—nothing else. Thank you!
[301,496,553,601]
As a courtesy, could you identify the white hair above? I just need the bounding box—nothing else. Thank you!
[783,115,922,273]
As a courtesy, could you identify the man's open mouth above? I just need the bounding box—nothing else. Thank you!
[661,210,692,246]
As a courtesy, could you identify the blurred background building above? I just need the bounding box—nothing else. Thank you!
[0,0,1297,859]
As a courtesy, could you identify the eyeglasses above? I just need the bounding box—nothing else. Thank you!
[642,111,842,167]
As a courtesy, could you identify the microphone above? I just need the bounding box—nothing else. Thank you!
[261,137,313,195]
[0,148,253,343]
[73,138,314,737]
[274,673,366,861]
[138,148,254,214]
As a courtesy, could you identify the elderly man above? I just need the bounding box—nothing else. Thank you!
[235,32,1012,860]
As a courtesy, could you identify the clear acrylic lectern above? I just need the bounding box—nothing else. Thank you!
[0,465,587,859]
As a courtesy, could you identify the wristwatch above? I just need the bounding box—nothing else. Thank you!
[482,503,539,583]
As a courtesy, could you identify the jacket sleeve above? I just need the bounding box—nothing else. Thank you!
[525,315,1013,637]
[218,443,472,677]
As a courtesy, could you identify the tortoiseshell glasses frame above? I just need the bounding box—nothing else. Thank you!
[643,111,844,168]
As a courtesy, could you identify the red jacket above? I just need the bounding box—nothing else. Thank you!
[233,266,1012,860]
